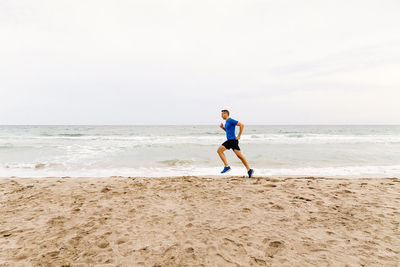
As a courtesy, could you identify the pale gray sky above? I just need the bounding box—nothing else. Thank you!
[1,0,399,125]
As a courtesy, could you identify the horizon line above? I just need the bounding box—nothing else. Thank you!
[1,123,399,126]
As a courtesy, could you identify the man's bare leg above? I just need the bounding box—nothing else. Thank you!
[233,149,250,171]
[217,145,229,167]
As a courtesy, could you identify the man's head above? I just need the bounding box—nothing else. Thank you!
[221,109,229,120]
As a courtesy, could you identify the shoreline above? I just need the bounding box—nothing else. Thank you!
[1,174,399,180]
[1,176,399,265]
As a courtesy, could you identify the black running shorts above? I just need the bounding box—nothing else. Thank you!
[222,139,240,151]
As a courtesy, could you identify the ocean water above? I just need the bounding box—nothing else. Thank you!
[0,125,399,178]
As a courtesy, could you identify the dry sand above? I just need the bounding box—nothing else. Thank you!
[0,175,399,266]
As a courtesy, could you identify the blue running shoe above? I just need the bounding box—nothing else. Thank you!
[248,169,254,178]
[221,166,231,173]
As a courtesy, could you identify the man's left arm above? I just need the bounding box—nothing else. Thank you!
[236,122,244,140]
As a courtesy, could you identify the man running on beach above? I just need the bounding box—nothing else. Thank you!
[217,109,254,178]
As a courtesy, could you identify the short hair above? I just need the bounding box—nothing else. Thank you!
[221,109,229,115]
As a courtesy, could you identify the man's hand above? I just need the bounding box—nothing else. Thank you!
[236,121,244,140]
[220,123,225,131]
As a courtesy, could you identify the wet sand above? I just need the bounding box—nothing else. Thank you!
[0,176,399,266]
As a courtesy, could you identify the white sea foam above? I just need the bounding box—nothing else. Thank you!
[1,164,399,178]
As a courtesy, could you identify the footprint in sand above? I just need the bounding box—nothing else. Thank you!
[47,216,66,227]
[97,239,109,249]
[265,241,285,258]
[184,246,196,260]
[206,245,237,267]
[116,238,127,245]
[216,237,248,265]
[157,243,181,265]
[100,186,111,193]
[271,204,284,210]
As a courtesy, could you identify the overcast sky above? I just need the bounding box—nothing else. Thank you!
[1,0,399,125]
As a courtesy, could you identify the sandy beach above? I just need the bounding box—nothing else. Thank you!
[0,175,399,266]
